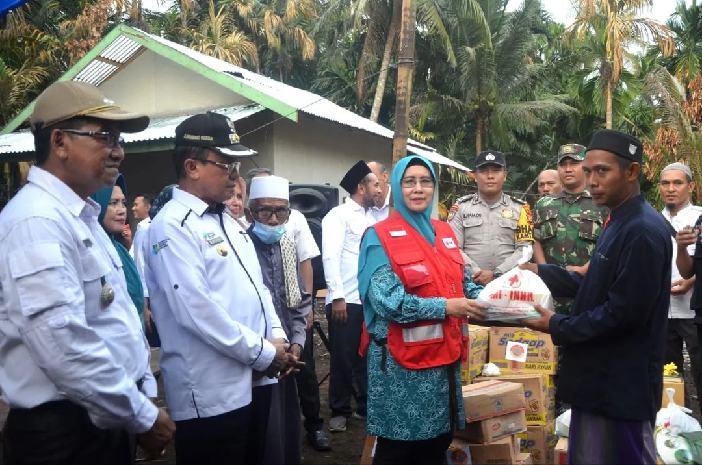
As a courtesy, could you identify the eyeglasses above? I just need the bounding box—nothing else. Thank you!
[201,159,241,176]
[61,129,124,148]
[400,176,434,188]
[252,206,291,221]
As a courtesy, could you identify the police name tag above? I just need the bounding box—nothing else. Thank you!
[442,237,457,249]
[389,230,407,237]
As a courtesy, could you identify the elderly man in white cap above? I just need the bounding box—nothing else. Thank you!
[247,175,312,465]
[660,162,702,408]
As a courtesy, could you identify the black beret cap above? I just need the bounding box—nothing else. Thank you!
[340,160,372,194]
[587,129,643,163]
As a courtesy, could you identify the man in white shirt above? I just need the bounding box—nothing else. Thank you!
[368,160,390,221]
[0,81,174,464]
[660,162,702,407]
[145,112,302,465]
[130,193,155,337]
[322,160,381,432]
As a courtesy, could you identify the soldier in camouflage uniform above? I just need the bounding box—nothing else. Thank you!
[533,143,608,314]
[449,150,533,285]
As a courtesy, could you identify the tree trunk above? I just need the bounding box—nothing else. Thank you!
[391,0,416,167]
[370,0,401,123]
[475,117,483,153]
[605,79,613,129]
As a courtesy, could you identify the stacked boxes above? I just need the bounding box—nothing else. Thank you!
[451,380,531,464]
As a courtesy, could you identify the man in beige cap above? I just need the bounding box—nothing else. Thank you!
[0,81,174,464]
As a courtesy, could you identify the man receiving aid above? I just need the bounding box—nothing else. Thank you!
[322,160,381,433]
[448,150,533,285]
[532,144,608,314]
[521,130,672,465]
[0,81,174,464]
[145,112,302,465]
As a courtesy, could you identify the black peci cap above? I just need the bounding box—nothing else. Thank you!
[340,160,372,194]
[587,129,643,163]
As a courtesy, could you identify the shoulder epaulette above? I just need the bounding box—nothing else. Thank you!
[511,196,526,205]
[455,193,476,204]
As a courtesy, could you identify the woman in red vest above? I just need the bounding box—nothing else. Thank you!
[357,155,485,465]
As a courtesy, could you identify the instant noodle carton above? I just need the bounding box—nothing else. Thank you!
[468,437,515,465]
[662,376,685,407]
[516,424,557,465]
[516,452,534,465]
[475,374,554,425]
[488,327,557,375]
[461,380,526,421]
[456,409,528,444]
[461,326,490,384]
[553,437,568,465]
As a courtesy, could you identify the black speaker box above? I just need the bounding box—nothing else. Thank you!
[289,184,339,293]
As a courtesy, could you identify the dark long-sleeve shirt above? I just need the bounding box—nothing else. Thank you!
[249,230,311,348]
[538,195,671,422]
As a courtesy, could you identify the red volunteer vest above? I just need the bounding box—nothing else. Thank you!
[372,212,467,369]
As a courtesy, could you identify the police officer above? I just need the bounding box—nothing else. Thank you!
[448,150,533,285]
[0,81,175,464]
[532,144,608,314]
[145,112,302,465]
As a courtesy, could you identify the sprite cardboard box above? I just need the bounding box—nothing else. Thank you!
[488,327,557,374]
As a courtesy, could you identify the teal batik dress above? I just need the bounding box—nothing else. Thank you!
[365,264,483,440]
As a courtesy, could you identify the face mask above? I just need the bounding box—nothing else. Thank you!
[252,221,286,244]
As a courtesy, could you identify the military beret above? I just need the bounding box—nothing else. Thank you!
[587,129,643,163]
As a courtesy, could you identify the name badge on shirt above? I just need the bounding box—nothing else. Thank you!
[389,230,407,237]
[442,237,457,249]
[203,232,225,246]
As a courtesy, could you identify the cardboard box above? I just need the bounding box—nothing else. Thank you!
[468,437,515,465]
[554,437,568,465]
[475,374,555,425]
[456,409,528,443]
[662,376,685,407]
[446,439,472,465]
[517,424,557,465]
[489,327,557,374]
[359,435,376,465]
[461,380,526,421]
[461,326,490,384]
[515,452,533,465]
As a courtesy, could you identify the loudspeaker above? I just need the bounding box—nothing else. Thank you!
[289,184,339,293]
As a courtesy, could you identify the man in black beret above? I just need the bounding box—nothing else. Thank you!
[521,129,672,464]
[321,160,381,433]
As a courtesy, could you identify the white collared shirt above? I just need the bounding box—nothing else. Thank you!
[370,188,391,222]
[662,203,702,319]
[286,208,320,262]
[145,187,285,421]
[131,217,151,298]
[322,197,376,305]
[0,166,157,433]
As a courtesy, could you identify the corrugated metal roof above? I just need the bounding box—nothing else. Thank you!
[1,26,469,171]
[0,104,265,154]
[74,35,142,86]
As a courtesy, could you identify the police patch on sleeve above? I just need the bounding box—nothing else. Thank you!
[448,203,459,221]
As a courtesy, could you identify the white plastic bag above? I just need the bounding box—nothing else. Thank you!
[555,409,571,437]
[476,268,553,322]
[656,387,702,436]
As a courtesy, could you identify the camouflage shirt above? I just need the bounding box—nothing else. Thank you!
[533,190,608,313]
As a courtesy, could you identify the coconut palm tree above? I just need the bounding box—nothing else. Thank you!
[568,0,674,129]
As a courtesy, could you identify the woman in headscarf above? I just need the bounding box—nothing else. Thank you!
[358,155,485,465]
[91,174,145,323]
